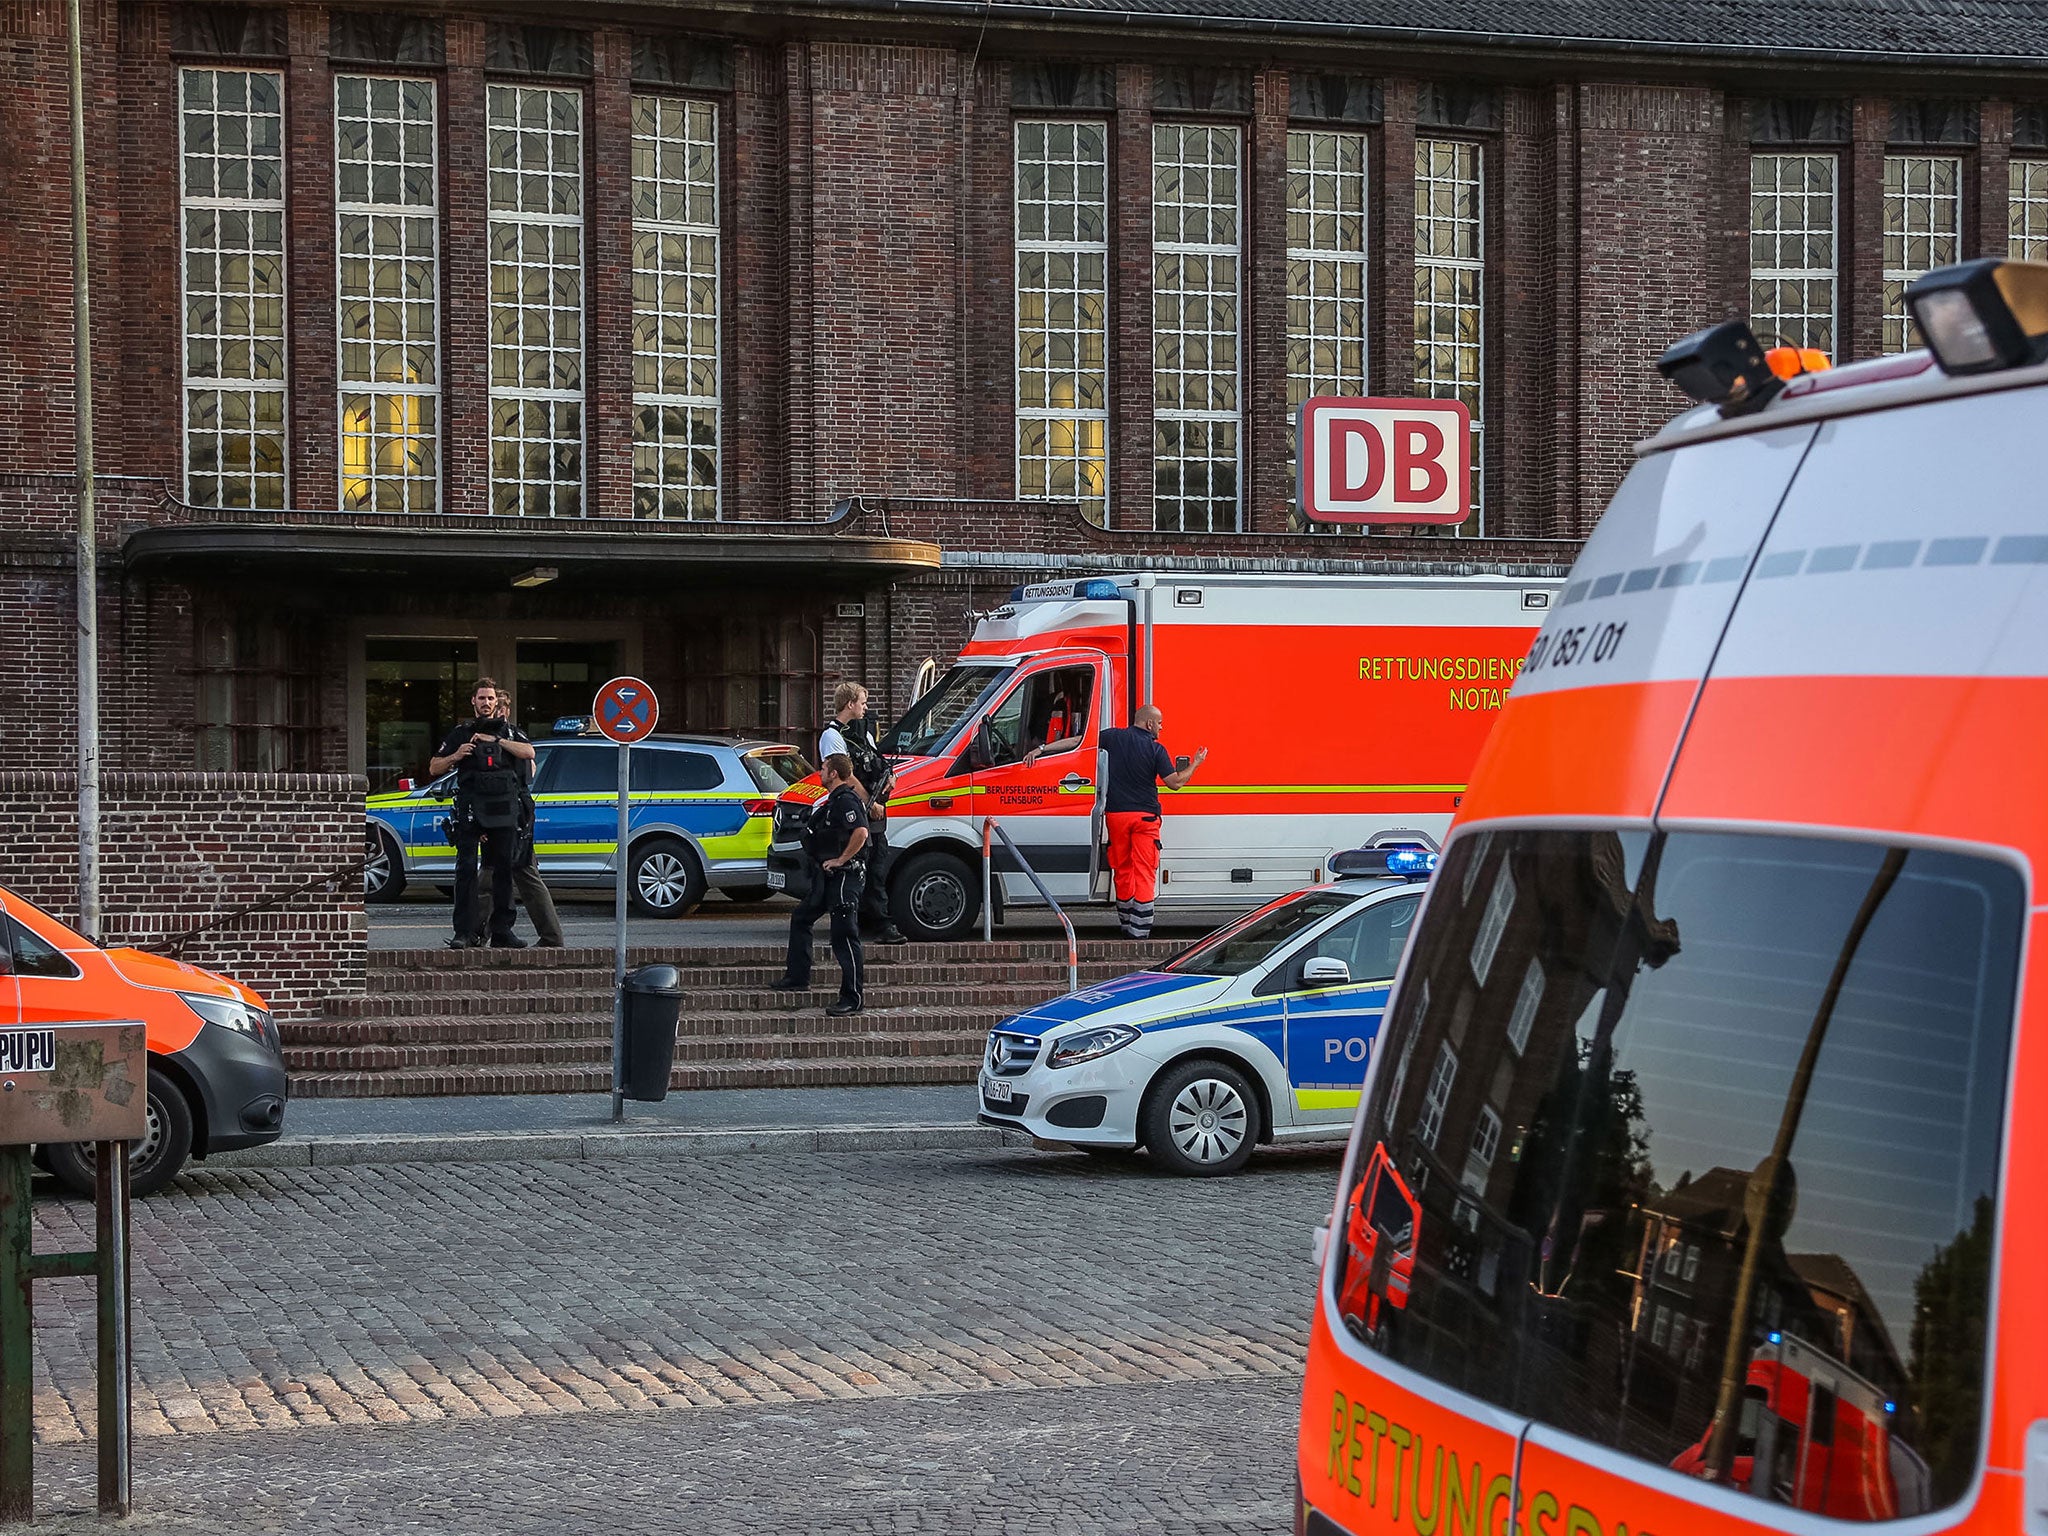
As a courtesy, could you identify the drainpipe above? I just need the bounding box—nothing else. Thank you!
[68,0,100,942]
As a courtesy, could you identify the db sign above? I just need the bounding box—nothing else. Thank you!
[1297,396,1472,525]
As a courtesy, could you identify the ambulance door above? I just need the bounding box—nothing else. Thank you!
[1269,891,1419,1127]
[968,654,1104,904]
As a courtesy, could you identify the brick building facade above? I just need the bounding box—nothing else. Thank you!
[3,0,2046,1005]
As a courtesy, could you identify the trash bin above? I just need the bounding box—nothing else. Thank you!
[619,964,684,1102]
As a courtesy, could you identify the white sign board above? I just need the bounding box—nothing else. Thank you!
[1296,396,1472,525]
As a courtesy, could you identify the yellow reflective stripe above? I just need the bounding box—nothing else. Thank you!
[700,824,769,860]
[1172,783,1466,795]
[884,786,987,809]
[405,847,458,859]
[1055,784,1096,796]
[1292,1088,1362,1110]
[530,792,741,804]
[534,842,617,856]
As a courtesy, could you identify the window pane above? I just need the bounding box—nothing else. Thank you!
[1152,124,1243,532]
[1749,153,1838,354]
[631,96,721,520]
[1413,138,1483,535]
[1881,155,1962,354]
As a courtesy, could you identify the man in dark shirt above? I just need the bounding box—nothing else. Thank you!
[429,677,534,950]
[477,687,563,948]
[1099,704,1207,939]
[768,754,870,1015]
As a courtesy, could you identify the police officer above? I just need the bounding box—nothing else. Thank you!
[817,682,908,946]
[768,753,869,1015]
[477,686,563,948]
[429,677,533,950]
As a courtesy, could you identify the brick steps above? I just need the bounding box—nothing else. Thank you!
[297,938,1180,1097]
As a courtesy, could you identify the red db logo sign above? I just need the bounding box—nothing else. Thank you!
[1297,396,1472,525]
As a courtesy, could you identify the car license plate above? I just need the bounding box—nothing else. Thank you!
[982,1075,1013,1105]
[0,1029,57,1074]
[766,870,785,891]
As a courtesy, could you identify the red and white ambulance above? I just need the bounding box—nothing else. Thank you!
[1297,261,2048,1536]
[768,569,1562,940]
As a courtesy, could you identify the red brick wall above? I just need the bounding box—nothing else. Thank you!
[0,771,365,1019]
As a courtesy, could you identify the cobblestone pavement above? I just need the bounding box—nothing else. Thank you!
[23,1145,1339,1532]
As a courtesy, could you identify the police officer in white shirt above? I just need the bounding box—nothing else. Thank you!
[816,682,907,945]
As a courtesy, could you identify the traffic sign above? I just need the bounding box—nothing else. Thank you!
[593,676,659,743]
[1297,396,1472,525]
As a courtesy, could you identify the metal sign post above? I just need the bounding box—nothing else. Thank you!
[0,1020,144,1521]
[591,677,659,1124]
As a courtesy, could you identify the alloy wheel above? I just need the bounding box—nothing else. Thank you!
[636,850,692,910]
[1167,1077,1249,1166]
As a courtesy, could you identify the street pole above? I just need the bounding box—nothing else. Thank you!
[67,0,100,943]
[611,741,629,1122]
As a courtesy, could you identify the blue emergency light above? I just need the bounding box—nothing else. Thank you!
[1080,578,1122,599]
[1330,847,1439,880]
[552,716,589,736]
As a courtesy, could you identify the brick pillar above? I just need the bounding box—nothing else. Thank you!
[441,21,489,516]
[1979,100,2014,260]
[784,42,816,515]
[285,6,337,510]
[1245,67,1290,533]
[1845,96,1890,362]
[729,44,787,521]
[116,1,179,481]
[588,28,635,519]
[960,57,1013,499]
[1551,84,1582,534]
[1496,86,1555,539]
[1110,61,1152,532]
[1718,94,1753,324]
[1374,78,1417,400]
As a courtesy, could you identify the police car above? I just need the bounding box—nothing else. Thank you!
[977,847,1434,1175]
[364,731,812,917]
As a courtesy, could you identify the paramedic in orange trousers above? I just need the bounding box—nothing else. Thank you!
[1097,705,1207,940]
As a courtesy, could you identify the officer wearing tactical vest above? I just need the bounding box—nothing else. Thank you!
[770,753,870,1013]
[817,682,908,946]
[430,677,534,950]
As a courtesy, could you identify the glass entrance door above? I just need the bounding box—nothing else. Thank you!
[515,640,621,741]
[364,639,480,793]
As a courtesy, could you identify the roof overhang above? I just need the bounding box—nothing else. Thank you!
[121,522,943,589]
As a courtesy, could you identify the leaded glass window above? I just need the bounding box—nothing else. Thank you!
[1749,153,1837,353]
[1286,129,1368,530]
[336,75,439,513]
[1882,154,1962,355]
[1414,138,1483,535]
[630,95,721,520]
[1016,121,1110,526]
[2012,158,2048,262]
[180,67,288,509]
[1152,124,1242,533]
[487,85,584,517]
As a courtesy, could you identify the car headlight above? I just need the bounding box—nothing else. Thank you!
[1046,1024,1141,1069]
[179,992,270,1044]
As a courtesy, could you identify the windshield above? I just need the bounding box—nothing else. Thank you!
[1335,827,2021,1521]
[1163,891,1356,978]
[744,750,814,793]
[878,664,1009,758]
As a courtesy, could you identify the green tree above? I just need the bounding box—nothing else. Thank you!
[1907,1194,1993,1501]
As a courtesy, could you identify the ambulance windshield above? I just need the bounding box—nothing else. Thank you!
[1335,827,2021,1520]
[878,665,1009,758]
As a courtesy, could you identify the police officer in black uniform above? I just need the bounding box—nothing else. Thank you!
[768,753,869,1014]
[817,682,908,945]
[429,677,534,950]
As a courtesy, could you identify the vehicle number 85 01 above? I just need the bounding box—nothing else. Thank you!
[1526,620,1626,675]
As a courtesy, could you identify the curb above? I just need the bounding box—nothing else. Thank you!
[207,1123,1037,1169]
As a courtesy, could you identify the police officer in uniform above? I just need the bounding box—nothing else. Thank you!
[477,686,562,948]
[769,753,869,1015]
[817,682,908,945]
[429,677,534,950]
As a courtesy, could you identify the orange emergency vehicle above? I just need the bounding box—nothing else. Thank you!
[1297,263,2048,1536]
[769,571,1560,940]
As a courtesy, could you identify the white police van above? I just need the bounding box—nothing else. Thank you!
[976,848,1434,1175]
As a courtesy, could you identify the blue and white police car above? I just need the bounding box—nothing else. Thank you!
[977,847,1434,1175]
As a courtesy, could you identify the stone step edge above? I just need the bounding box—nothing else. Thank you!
[209,1122,1034,1170]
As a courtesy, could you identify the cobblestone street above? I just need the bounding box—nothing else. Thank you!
[22,1145,1339,1532]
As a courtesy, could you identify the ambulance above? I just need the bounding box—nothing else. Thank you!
[767,569,1562,940]
[1296,260,2048,1536]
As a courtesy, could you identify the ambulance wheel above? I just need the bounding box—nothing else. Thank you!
[45,1075,194,1199]
[364,826,406,903]
[890,850,980,942]
[1140,1058,1259,1177]
[629,838,706,918]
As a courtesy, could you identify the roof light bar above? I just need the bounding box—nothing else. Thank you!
[1330,847,1438,880]
[1905,258,2048,376]
[1656,320,1782,417]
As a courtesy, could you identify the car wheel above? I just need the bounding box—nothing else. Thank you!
[45,1074,196,1199]
[629,838,706,918]
[889,849,980,942]
[1140,1057,1260,1177]
[722,884,773,904]
[364,826,406,903]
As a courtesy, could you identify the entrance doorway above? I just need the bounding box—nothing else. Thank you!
[514,640,621,740]
[364,638,479,793]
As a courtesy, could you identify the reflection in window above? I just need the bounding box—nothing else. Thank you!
[1153,124,1242,532]
[1337,827,2021,1520]
[1016,121,1109,525]
[1505,957,1542,1052]
[1462,1106,1501,1192]
[336,75,439,512]
[1470,859,1514,985]
[631,96,721,519]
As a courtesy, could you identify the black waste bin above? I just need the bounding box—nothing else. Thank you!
[620,964,684,1101]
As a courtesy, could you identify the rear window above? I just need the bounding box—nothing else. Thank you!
[744,750,814,793]
[633,750,723,793]
[1336,828,2020,1521]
